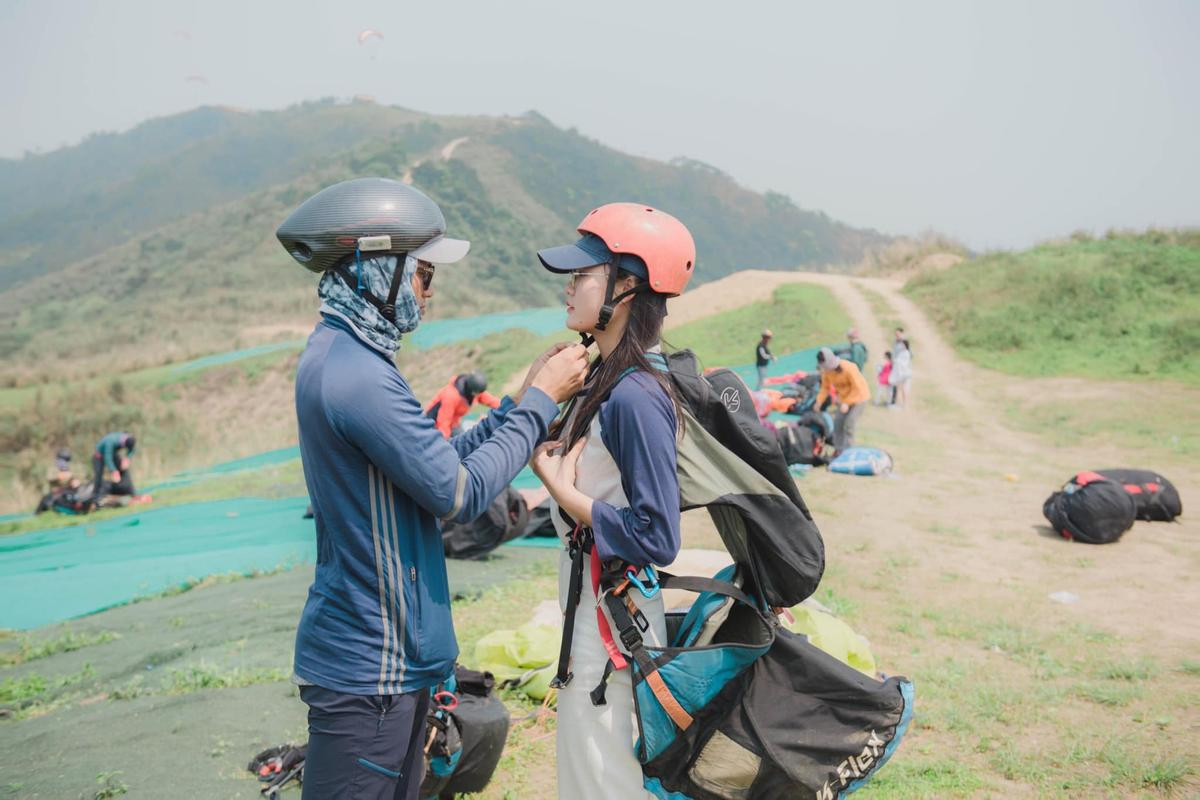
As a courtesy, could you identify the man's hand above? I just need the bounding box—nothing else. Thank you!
[839,403,850,414]
[530,344,588,404]
[514,343,572,403]
[110,470,121,482]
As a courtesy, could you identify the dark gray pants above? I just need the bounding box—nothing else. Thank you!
[833,402,866,453]
[300,685,429,800]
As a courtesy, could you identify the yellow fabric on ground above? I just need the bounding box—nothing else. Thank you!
[473,622,560,701]
[784,604,877,676]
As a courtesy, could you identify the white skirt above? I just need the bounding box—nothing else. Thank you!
[556,549,666,799]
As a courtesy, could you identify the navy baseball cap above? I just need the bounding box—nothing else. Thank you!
[537,233,648,280]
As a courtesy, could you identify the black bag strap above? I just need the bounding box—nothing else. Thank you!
[549,526,591,689]
[655,572,760,610]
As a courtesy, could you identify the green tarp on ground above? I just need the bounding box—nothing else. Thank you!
[163,306,568,377]
[0,548,553,799]
[731,345,823,387]
[410,306,566,349]
[0,497,316,630]
[0,486,559,630]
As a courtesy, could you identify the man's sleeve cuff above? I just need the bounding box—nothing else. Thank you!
[519,387,560,427]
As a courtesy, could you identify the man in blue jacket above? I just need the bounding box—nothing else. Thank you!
[278,178,587,799]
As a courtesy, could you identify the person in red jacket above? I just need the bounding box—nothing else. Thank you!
[425,372,501,438]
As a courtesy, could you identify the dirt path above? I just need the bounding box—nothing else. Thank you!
[742,271,1200,652]
[440,136,470,160]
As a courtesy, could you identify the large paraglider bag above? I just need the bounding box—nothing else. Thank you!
[50,485,96,515]
[775,423,829,467]
[442,486,529,559]
[636,580,912,800]
[524,498,558,538]
[419,667,510,799]
[1042,472,1136,544]
[1096,468,1183,522]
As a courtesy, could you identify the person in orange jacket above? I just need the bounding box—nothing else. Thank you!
[425,372,501,438]
[815,347,870,454]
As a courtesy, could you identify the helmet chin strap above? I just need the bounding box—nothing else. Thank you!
[583,259,647,347]
[332,253,410,324]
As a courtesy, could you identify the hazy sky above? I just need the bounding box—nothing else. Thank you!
[2,0,1197,249]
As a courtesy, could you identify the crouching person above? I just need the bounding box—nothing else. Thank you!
[277,178,588,799]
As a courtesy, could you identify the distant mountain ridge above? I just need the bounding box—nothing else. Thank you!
[0,99,889,380]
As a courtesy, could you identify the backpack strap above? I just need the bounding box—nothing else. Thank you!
[596,586,694,731]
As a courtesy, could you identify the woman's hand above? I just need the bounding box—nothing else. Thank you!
[530,438,582,493]
[530,438,593,526]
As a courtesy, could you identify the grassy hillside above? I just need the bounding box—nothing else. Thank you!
[0,101,435,291]
[0,102,887,384]
[905,231,1200,385]
[0,282,851,513]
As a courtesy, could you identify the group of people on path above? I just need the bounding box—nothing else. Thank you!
[278,178,696,799]
[755,324,915,456]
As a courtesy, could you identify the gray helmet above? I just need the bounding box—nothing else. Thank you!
[276,178,469,274]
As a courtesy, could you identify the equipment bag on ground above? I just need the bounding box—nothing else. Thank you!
[553,350,911,799]
[420,666,509,800]
[1043,471,1137,544]
[829,447,893,476]
[1096,468,1182,522]
[441,486,530,559]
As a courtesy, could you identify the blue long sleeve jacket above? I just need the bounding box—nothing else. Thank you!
[293,315,559,695]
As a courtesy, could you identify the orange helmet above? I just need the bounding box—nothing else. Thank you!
[578,203,696,295]
[538,203,697,296]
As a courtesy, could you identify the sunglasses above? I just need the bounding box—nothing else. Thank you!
[415,262,436,291]
[566,268,607,291]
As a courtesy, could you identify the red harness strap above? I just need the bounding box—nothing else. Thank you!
[590,546,629,671]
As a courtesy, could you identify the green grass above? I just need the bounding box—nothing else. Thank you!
[905,230,1200,384]
[164,663,290,694]
[0,629,119,666]
[667,283,852,368]
[856,283,905,336]
[0,663,94,706]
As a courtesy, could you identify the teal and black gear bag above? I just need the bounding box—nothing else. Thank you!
[559,351,914,799]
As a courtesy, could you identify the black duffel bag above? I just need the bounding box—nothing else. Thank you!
[1043,471,1137,544]
[1096,468,1183,522]
[420,666,510,799]
[442,486,529,559]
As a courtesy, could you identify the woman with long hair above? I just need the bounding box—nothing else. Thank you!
[530,203,696,798]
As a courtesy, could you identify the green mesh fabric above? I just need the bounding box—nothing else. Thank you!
[730,345,823,386]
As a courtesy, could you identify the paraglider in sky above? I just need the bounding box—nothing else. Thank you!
[357,29,384,45]
[184,74,209,86]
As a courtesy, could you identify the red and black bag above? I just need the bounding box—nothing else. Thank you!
[1096,469,1183,522]
[1042,471,1137,545]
